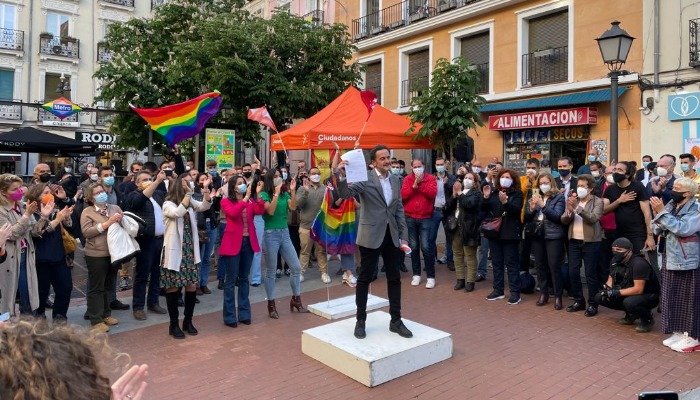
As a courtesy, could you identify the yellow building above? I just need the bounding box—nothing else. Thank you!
[346,0,642,172]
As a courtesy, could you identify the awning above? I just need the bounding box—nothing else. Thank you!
[480,87,629,113]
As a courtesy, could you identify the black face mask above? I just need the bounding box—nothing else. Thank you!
[670,190,687,204]
[243,172,252,178]
[456,174,465,181]
[613,172,627,183]
[558,168,571,177]
[39,173,51,183]
[611,250,629,264]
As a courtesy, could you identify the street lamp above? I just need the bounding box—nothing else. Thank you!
[56,73,71,98]
[596,21,634,162]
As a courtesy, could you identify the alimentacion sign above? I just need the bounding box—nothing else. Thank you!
[488,107,598,130]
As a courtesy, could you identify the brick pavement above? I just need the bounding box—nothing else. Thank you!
[108,265,700,400]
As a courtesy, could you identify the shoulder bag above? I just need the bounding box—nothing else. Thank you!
[480,212,505,239]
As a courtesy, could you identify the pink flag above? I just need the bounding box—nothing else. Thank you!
[360,90,378,120]
[247,106,277,131]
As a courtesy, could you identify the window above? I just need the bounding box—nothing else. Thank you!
[0,69,13,100]
[0,4,16,30]
[44,73,70,101]
[306,0,317,13]
[46,12,70,38]
[459,31,489,94]
[401,49,429,107]
[364,61,382,104]
[522,9,568,86]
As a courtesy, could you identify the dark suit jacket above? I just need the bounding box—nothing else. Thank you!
[555,176,578,198]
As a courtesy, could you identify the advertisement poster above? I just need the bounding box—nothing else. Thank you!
[684,138,700,160]
[205,128,235,169]
[591,139,608,164]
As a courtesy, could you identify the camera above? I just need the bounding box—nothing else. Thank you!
[164,169,173,177]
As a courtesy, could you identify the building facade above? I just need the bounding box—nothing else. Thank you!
[347,0,643,173]
[0,0,164,176]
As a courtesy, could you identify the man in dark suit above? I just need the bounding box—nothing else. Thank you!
[634,155,653,185]
[337,144,412,339]
[555,156,578,199]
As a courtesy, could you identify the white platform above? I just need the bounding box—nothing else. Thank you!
[301,311,453,387]
[307,294,389,320]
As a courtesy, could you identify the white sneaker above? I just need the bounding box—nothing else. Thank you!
[425,278,436,289]
[670,333,700,353]
[321,273,331,284]
[411,275,421,286]
[348,274,357,286]
[662,332,684,347]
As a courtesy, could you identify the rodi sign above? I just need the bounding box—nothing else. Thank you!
[76,132,115,150]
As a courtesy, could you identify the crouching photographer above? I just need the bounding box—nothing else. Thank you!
[595,237,660,333]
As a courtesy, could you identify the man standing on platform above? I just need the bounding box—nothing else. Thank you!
[336,144,413,339]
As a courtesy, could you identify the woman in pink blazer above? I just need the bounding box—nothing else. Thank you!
[219,175,265,327]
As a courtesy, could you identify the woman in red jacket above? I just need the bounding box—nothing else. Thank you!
[219,175,266,327]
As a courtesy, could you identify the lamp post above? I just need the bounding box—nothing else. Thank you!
[596,21,634,162]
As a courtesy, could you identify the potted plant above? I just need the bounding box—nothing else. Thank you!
[39,32,53,40]
[60,36,78,44]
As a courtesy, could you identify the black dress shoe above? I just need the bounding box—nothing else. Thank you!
[239,319,251,325]
[354,320,366,339]
[217,279,224,290]
[584,304,598,317]
[554,296,563,310]
[566,302,586,312]
[475,274,485,282]
[225,322,238,328]
[464,282,475,292]
[110,300,130,310]
[389,320,413,338]
[536,294,549,306]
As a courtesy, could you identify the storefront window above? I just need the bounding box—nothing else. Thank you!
[503,126,589,174]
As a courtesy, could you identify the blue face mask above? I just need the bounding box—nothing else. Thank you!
[436,165,446,174]
[282,172,288,180]
[237,183,247,194]
[94,192,108,204]
[209,169,218,176]
[102,176,115,186]
[587,155,596,162]
[391,167,401,175]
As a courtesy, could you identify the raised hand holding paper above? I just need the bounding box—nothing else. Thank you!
[340,148,368,183]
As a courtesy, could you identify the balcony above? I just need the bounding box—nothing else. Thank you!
[690,18,700,67]
[102,0,135,6]
[351,0,483,42]
[0,101,22,121]
[400,76,428,107]
[0,28,23,52]
[152,0,168,9]
[97,42,112,63]
[301,10,324,26]
[38,108,79,123]
[521,46,568,87]
[471,62,489,94]
[39,35,80,60]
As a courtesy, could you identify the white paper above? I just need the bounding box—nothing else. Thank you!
[340,148,368,183]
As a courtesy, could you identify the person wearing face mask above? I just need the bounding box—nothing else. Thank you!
[679,153,700,187]
[0,174,40,316]
[431,157,456,271]
[206,159,223,190]
[524,172,566,309]
[481,169,524,304]
[123,171,168,321]
[297,167,330,283]
[648,155,677,204]
[398,160,407,177]
[589,161,604,190]
[401,159,438,288]
[80,167,101,195]
[560,175,604,316]
[603,162,654,254]
[555,157,577,199]
[193,173,219,297]
[276,166,301,278]
[80,183,124,333]
[471,160,486,182]
[594,237,660,333]
[596,164,618,283]
[390,160,404,182]
[32,163,53,185]
[446,172,482,292]
[519,158,541,274]
[635,155,653,185]
[576,147,600,175]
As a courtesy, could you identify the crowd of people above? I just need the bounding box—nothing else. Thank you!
[0,146,698,353]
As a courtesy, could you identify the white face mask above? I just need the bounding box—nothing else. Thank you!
[188,181,195,190]
[576,187,589,198]
[463,178,474,189]
[499,177,513,188]
[90,174,98,181]
[472,167,482,174]
[413,167,424,175]
[606,174,615,184]
[309,174,321,183]
[526,168,537,177]
[656,167,668,177]
[539,184,551,194]
[591,170,600,178]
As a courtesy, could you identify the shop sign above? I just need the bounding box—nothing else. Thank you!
[43,120,80,128]
[76,131,116,150]
[668,92,700,121]
[505,126,589,144]
[488,107,597,130]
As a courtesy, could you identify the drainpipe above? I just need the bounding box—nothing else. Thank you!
[653,0,660,101]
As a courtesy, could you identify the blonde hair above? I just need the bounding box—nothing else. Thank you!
[84,183,105,206]
[536,172,560,195]
[675,177,699,197]
[0,174,23,206]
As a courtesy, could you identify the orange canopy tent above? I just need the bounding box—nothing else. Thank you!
[270,86,430,150]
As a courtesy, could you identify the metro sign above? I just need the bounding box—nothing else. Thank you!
[488,107,598,130]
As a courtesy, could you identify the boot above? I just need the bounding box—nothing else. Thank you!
[290,295,310,313]
[453,279,465,291]
[267,300,279,319]
[182,291,198,336]
[166,292,185,339]
[536,293,549,306]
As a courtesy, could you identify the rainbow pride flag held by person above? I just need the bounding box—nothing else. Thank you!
[131,91,223,146]
[311,187,357,256]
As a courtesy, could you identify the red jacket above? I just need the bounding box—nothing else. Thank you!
[219,197,266,256]
[401,173,437,219]
[599,182,617,231]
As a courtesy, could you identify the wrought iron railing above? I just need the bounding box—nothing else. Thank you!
[400,76,428,107]
[38,108,78,123]
[151,0,168,9]
[0,28,23,51]
[103,0,135,6]
[97,42,112,63]
[690,18,700,67]
[301,10,324,26]
[39,36,80,59]
[96,110,116,126]
[351,0,483,42]
[521,45,568,87]
[0,101,22,120]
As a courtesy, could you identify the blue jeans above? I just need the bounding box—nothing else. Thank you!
[250,215,265,285]
[264,228,301,299]
[407,216,434,278]
[340,253,356,273]
[133,236,164,310]
[17,251,31,315]
[477,236,489,277]
[489,239,521,296]
[428,208,443,263]
[216,221,227,282]
[568,240,601,305]
[199,220,219,288]
[222,237,254,325]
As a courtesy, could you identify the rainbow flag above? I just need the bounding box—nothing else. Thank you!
[311,187,357,256]
[131,91,223,146]
[42,97,82,120]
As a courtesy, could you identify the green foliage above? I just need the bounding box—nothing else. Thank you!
[406,57,486,157]
[95,0,360,151]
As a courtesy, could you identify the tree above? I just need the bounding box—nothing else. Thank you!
[94,0,360,151]
[406,57,486,159]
